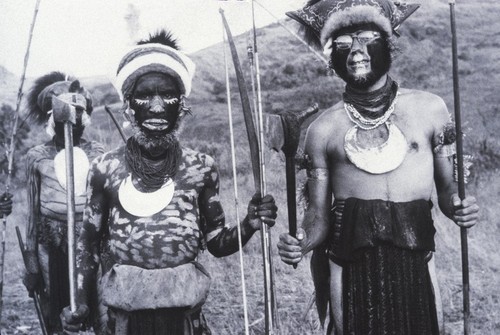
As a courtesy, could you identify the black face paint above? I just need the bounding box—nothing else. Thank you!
[330,25,392,89]
[130,73,181,137]
[129,73,182,159]
[54,107,88,147]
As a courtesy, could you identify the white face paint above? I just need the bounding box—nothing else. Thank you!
[349,52,372,78]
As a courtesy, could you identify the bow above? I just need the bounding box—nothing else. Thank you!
[219,7,276,334]
[220,18,250,334]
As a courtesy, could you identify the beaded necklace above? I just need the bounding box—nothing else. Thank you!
[125,136,182,191]
[344,91,399,130]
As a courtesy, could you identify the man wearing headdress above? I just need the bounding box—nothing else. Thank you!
[60,30,278,335]
[23,72,106,334]
[277,1,479,334]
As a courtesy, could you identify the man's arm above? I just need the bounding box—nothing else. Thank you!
[75,159,107,306]
[25,151,40,254]
[200,156,276,258]
[432,97,479,226]
[301,124,332,253]
[61,157,108,331]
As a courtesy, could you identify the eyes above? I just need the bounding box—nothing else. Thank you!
[133,96,179,106]
[333,30,381,50]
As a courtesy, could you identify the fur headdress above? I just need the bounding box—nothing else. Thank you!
[115,29,196,100]
[286,0,419,50]
[26,71,93,125]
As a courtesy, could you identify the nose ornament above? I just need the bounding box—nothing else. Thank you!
[150,96,165,113]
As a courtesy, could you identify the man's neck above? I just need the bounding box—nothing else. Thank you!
[349,74,389,94]
[54,135,82,151]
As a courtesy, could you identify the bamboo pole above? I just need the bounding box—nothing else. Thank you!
[0,0,42,321]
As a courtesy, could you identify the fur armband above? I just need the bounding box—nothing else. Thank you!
[433,143,456,157]
[307,168,329,181]
[433,123,457,157]
[453,154,473,184]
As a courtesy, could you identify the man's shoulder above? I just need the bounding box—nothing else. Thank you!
[181,147,216,168]
[81,139,106,152]
[399,88,446,109]
[398,88,449,121]
[26,142,53,159]
[90,145,126,167]
[307,102,348,135]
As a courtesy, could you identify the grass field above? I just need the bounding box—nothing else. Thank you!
[1,0,499,334]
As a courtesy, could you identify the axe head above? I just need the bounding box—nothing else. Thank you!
[264,104,320,156]
[51,93,86,124]
[265,113,285,153]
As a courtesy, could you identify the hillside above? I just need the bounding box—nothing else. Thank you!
[0,66,19,107]
[0,0,499,334]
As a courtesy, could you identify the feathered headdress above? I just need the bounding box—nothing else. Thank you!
[26,71,93,125]
[115,29,196,100]
[286,0,420,50]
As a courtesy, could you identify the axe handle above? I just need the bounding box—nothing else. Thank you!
[285,156,298,269]
[63,123,77,312]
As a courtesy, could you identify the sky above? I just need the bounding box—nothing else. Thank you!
[0,0,303,79]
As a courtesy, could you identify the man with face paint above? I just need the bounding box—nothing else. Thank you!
[23,71,106,334]
[277,1,479,334]
[60,30,278,335]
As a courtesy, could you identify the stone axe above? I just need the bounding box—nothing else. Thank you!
[52,92,85,312]
[265,103,319,267]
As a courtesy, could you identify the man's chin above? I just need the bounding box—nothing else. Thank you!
[344,73,380,90]
[134,129,178,157]
[140,127,170,138]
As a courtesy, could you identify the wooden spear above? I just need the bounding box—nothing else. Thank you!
[0,0,42,321]
[449,1,470,334]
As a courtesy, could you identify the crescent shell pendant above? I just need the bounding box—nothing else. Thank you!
[118,174,175,217]
[344,122,408,174]
[53,147,90,196]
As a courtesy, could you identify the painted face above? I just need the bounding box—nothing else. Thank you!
[129,73,181,136]
[53,105,90,145]
[330,24,392,89]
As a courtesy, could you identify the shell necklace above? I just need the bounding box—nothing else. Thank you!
[344,91,399,130]
[343,90,408,174]
[118,174,175,217]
